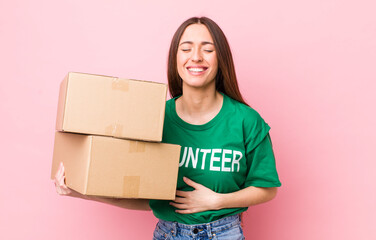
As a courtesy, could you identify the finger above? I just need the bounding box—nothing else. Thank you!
[59,189,68,195]
[60,164,66,180]
[56,186,62,194]
[54,172,67,188]
[57,188,65,195]
[55,165,61,180]
[173,196,187,204]
[57,163,67,185]
[56,184,69,195]
[55,180,63,191]
[56,163,64,180]
[169,202,187,209]
[56,184,71,195]
[62,188,71,195]
[175,209,196,214]
[183,177,202,189]
[60,184,69,191]
[175,190,189,197]
[54,177,62,187]
[59,162,64,173]
[57,174,65,186]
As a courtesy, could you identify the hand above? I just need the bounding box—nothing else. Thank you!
[54,162,71,195]
[54,162,83,198]
[54,163,148,209]
[170,177,222,214]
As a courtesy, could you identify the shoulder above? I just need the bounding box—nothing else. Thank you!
[224,94,270,146]
[225,94,267,127]
[166,97,175,106]
[165,97,177,116]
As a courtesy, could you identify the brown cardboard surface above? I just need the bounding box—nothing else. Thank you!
[51,132,181,200]
[51,132,92,194]
[56,72,167,142]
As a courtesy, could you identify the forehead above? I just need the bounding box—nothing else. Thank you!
[179,24,214,43]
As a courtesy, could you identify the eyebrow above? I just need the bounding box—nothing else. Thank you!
[179,41,214,46]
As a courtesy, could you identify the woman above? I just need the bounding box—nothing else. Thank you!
[55,17,281,239]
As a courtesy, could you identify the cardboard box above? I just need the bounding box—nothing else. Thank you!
[56,72,167,142]
[51,132,181,200]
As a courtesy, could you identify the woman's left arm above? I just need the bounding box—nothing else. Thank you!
[170,177,277,214]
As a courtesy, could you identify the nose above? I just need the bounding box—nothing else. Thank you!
[191,48,203,62]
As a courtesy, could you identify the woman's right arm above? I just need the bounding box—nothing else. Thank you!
[54,162,151,211]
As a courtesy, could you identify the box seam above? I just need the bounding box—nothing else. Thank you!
[70,72,166,86]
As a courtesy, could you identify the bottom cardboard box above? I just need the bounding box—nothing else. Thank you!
[51,132,180,200]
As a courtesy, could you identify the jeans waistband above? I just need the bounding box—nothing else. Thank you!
[157,214,241,236]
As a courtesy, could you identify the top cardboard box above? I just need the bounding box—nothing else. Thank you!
[56,72,167,142]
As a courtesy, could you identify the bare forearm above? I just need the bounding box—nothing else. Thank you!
[55,164,151,211]
[216,186,278,210]
[66,189,151,211]
[171,178,278,214]
[89,196,151,211]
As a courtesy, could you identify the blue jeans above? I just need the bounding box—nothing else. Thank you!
[153,214,244,240]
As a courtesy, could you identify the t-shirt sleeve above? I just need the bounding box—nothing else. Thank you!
[242,111,281,188]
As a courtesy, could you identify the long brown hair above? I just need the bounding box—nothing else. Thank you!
[167,16,248,106]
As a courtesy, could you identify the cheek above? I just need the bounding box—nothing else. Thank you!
[176,53,187,67]
[209,54,218,68]
[214,55,218,66]
[210,57,219,73]
[176,56,185,78]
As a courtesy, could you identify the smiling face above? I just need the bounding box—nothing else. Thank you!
[177,24,218,92]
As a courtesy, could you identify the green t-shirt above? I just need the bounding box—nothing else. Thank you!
[149,93,281,224]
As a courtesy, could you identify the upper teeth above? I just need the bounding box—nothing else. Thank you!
[188,68,204,72]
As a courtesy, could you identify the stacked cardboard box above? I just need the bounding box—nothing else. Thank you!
[51,72,181,200]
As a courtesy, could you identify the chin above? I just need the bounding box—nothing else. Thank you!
[181,75,216,90]
[184,82,215,90]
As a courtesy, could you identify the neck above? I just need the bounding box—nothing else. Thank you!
[175,85,223,124]
[179,90,219,114]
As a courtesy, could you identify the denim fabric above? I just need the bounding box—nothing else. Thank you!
[152,214,244,240]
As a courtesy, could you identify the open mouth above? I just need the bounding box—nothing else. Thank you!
[187,67,208,73]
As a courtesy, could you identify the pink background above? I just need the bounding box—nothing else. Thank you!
[1,0,375,239]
